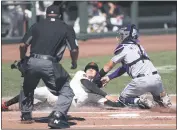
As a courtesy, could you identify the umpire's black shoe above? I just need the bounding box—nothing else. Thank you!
[21,112,34,124]
[48,111,70,129]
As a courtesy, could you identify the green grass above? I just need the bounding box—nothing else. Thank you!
[2,51,176,97]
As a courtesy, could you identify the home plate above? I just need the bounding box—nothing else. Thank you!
[108,113,140,118]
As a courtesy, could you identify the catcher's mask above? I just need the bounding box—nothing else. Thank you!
[116,24,139,42]
[84,62,99,72]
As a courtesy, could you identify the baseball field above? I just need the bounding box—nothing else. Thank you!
[1,34,176,129]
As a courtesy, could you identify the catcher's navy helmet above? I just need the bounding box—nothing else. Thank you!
[117,24,139,41]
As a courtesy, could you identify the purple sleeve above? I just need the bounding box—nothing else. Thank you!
[108,65,126,80]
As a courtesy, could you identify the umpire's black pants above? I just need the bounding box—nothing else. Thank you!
[19,57,74,116]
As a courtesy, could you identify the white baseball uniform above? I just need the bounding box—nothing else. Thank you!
[33,70,107,107]
[70,70,107,107]
[34,87,57,106]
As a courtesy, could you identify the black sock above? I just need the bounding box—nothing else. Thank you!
[6,94,19,107]
[104,100,125,107]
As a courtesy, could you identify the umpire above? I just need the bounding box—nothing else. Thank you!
[19,5,79,129]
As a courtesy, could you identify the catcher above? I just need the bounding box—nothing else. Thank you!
[99,24,172,109]
[2,61,119,111]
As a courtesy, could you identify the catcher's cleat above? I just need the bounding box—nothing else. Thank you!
[21,112,34,124]
[48,111,70,129]
[2,102,9,111]
[153,93,172,108]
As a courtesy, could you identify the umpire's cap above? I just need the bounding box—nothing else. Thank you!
[46,5,60,15]
[84,62,99,72]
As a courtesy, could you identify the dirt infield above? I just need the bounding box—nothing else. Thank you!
[1,34,176,129]
[2,97,177,129]
[2,34,176,62]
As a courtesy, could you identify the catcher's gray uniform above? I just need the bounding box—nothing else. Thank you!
[104,24,171,108]
[111,43,164,99]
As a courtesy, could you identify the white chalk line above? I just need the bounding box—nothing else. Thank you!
[69,111,149,114]
[3,110,149,114]
[3,115,176,121]
[110,94,176,96]
[170,94,176,96]
[3,119,175,128]
[84,116,176,119]
[71,124,176,128]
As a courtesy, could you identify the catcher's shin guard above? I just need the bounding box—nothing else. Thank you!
[137,95,156,109]
[119,96,155,109]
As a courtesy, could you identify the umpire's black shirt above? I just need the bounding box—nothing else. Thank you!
[22,16,78,61]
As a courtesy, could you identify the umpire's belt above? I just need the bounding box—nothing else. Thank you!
[30,54,57,62]
[134,71,158,79]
